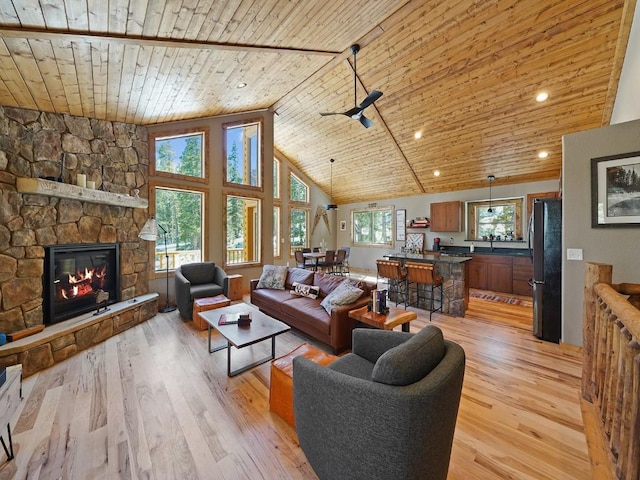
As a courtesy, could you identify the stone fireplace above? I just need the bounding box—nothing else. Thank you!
[0,106,159,376]
[43,243,121,324]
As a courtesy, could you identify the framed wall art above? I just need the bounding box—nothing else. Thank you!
[591,151,640,227]
[340,220,347,231]
[396,209,406,241]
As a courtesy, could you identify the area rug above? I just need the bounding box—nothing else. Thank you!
[470,291,532,307]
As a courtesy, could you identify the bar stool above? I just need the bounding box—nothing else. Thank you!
[405,262,444,320]
[376,259,407,306]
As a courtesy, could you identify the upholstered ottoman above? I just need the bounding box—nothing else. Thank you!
[270,343,337,427]
[192,295,231,330]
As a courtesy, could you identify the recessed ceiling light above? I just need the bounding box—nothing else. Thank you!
[535,91,549,102]
[237,82,247,89]
[538,151,549,159]
[414,131,422,139]
[433,170,440,177]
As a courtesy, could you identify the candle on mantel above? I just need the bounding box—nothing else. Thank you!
[76,173,86,188]
[86,180,96,189]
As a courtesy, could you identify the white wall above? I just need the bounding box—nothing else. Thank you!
[562,119,640,346]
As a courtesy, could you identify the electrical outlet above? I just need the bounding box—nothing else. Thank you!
[567,248,583,261]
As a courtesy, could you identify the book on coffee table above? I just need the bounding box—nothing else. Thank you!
[218,312,252,326]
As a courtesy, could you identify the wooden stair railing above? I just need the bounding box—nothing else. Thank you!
[582,262,640,480]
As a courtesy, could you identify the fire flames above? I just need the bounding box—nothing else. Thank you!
[57,264,107,300]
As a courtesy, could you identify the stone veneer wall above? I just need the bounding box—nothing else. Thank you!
[0,106,151,335]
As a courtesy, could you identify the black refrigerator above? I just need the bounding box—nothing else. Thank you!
[529,198,562,343]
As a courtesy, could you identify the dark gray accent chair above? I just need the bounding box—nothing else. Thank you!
[174,262,229,320]
[293,326,465,480]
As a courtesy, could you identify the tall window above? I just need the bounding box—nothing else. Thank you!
[150,129,207,181]
[273,158,280,199]
[352,207,394,247]
[290,208,309,255]
[224,120,262,188]
[467,197,523,240]
[290,173,308,202]
[225,195,261,266]
[273,206,281,257]
[153,186,204,272]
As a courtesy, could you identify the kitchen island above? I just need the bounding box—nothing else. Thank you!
[383,252,471,317]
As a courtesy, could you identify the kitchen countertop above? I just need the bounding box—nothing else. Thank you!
[384,252,472,263]
[438,246,531,257]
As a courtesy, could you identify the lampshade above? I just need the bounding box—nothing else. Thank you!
[139,217,159,241]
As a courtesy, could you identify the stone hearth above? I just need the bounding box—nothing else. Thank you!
[0,293,158,376]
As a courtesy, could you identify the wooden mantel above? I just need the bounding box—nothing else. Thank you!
[16,177,148,209]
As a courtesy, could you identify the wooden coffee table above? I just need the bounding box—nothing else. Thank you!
[348,305,417,332]
[198,304,290,377]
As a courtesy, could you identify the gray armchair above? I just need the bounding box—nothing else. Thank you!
[293,326,465,480]
[174,262,229,320]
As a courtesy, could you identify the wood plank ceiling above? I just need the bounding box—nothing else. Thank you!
[0,0,633,204]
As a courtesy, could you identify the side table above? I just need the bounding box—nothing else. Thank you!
[227,274,243,301]
[348,306,417,332]
[192,295,231,330]
[0,364,22,463]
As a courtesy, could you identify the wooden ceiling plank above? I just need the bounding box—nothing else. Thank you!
[40,0,70,29]
[206,0,245,42]
[126,0,149,36]
[173,0,202,40]
[29,38,70,114]
[106,42,125,120]
[216,0,261,43]
[71,40,96,118]
[192,0,230,41]
[12,0,46,28]
[152,48,201,121]
[108,0,130,35]
[3,37,54,111]
[0,40,33,108]
[90,41,109,119]
[131,45,162,124]
[156,0,185,38]
[116,44,139,121]
[63,0,89,30]
[87,0,108,32]
[140,0,165,37]
[0,2,18,24]
[143,47,180,121]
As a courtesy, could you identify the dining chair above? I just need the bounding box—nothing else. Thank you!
[334,249,347,276]
[321,250,336,274]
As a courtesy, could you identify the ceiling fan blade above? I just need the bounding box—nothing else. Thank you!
[344,106,362,118]
[358,90,383,109]
[359,114,373,128]
[320,112,342,116]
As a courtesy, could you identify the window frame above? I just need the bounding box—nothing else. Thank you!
[273,206,281,259]
[149,180,208,278]
[149,127,209,184]
[466,197,524,240]
[223,193,262,268]
[273,157,280,200]
[350,206,395,247]
[222,118,264,192]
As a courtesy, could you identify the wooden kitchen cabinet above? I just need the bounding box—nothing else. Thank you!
[429,201,462,232]
[468,254,513,293]
[512,256,533,296]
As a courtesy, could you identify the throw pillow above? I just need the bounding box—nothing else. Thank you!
[371,326,445,386]
[256,265,288,290]
[290,282,320,299]
[320,280,363,314]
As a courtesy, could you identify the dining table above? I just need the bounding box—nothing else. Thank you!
[303,251,326,271]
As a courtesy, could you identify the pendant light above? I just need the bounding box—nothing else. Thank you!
[326,158,338,210]
[487,175,495,213]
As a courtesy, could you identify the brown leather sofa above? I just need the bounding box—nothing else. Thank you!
[250,268,374,354]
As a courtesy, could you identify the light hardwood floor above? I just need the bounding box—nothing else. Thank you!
[1,295,591,480]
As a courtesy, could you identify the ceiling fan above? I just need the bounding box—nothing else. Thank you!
[320,44,383,128]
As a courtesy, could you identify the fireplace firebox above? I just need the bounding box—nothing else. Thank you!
[43,243,120,324]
